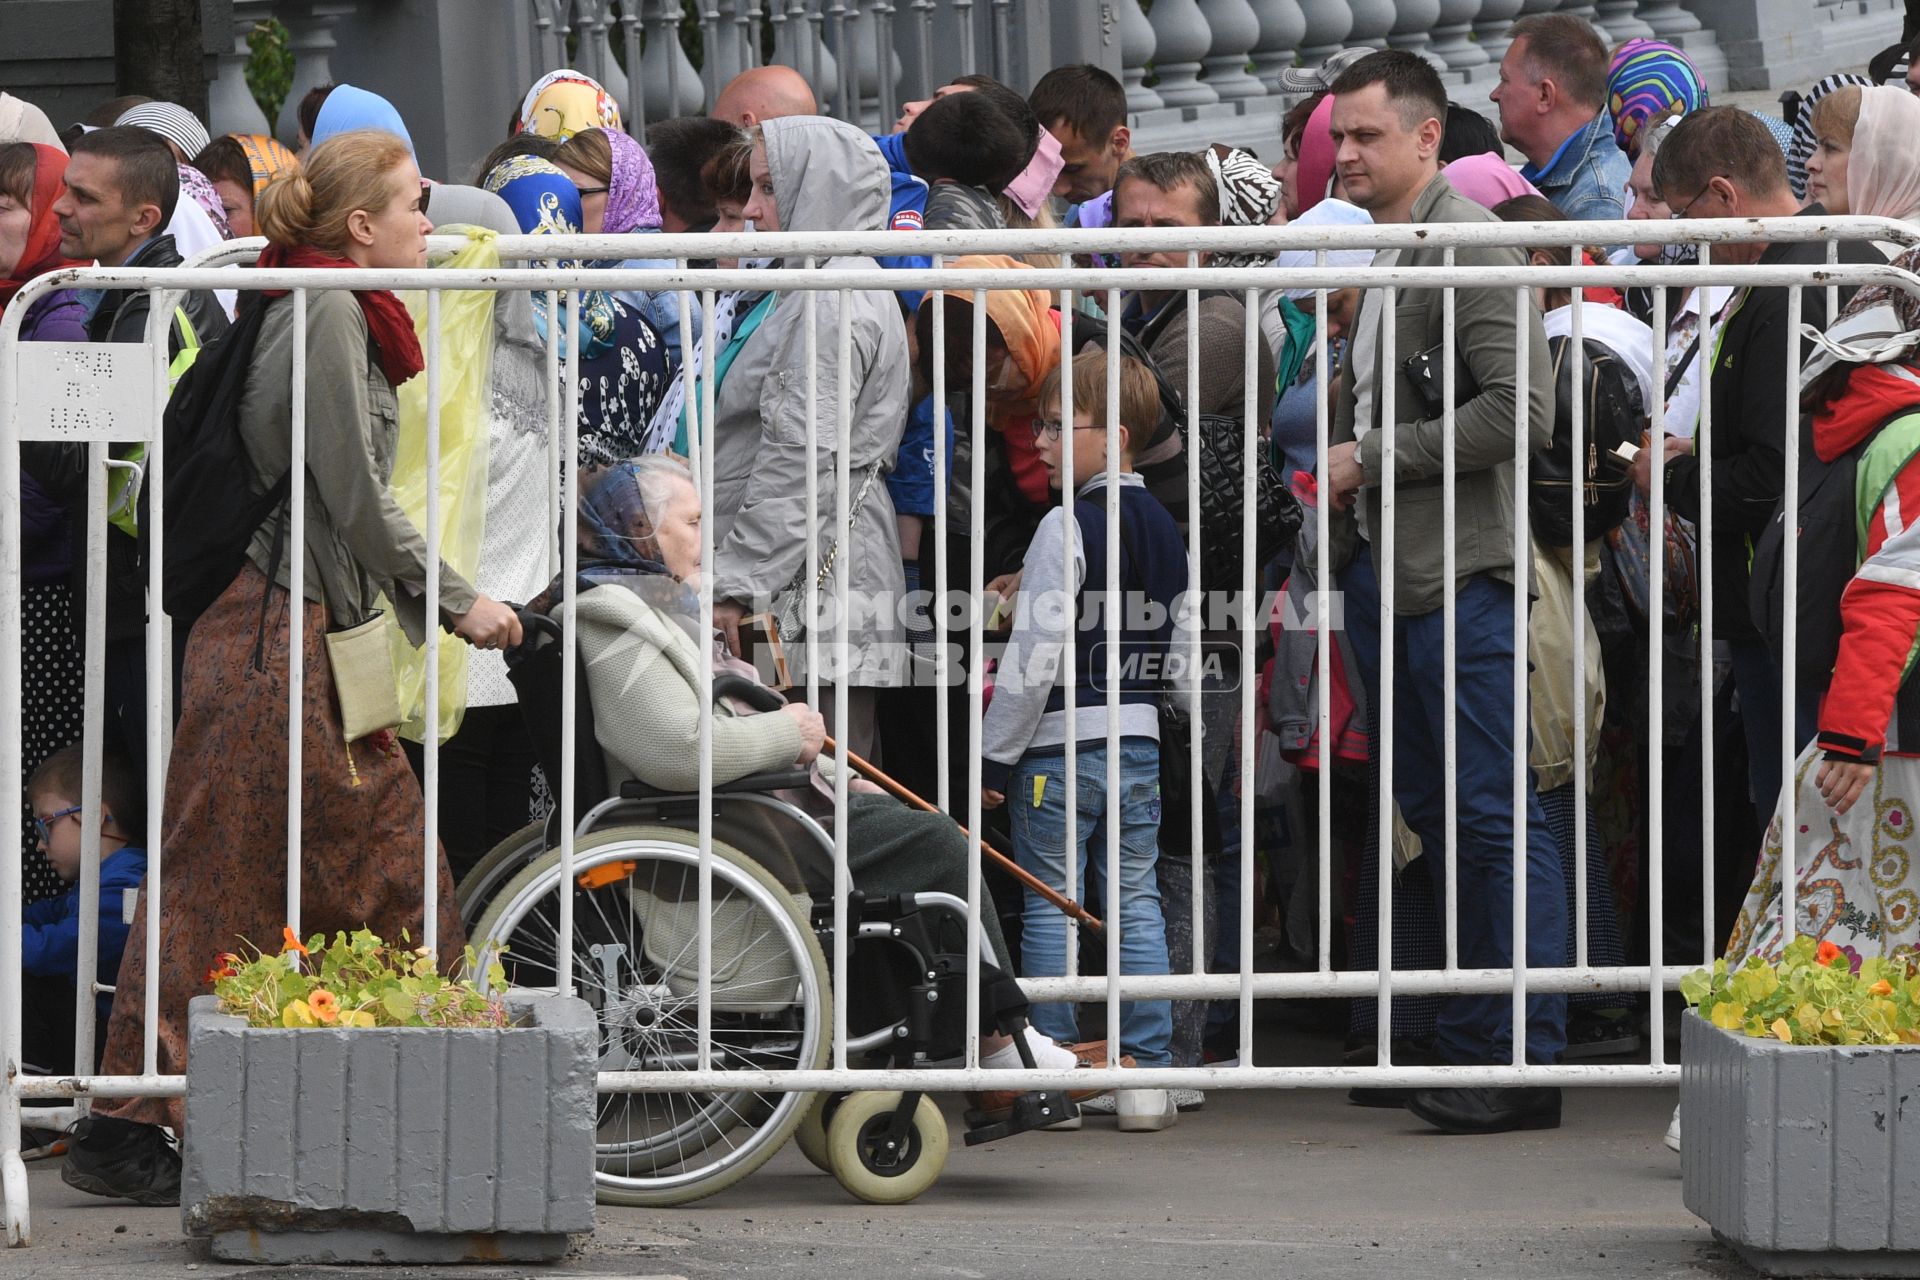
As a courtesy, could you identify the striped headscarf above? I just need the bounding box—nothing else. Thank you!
[1206,143,1282,267]
[116,101,211,161]
[1606,39,1707,156]
[1789,73,1873,199]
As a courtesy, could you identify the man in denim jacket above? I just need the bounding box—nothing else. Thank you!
[1492,13,1630,224]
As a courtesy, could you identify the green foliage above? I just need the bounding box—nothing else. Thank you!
[210,927,510,1030]
[244,18,295,131]
[1681,936,1920,1047]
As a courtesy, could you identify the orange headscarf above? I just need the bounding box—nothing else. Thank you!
[0,143,85,310]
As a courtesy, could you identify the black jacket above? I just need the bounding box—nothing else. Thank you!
[1665,206,1881,640]
[24,233,231,644]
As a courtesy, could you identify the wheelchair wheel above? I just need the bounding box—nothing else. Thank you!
[793,1092,839,1173]
[473,825,831,1207]
[825,1092,948,1206]
[456,820,548,933]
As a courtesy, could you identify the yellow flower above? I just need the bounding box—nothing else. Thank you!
[281,999,317,1027]
[1771,1018,1794,1043]
[308,989,340,1024]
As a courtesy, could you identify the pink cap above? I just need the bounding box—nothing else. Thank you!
[1003,126,1065,220]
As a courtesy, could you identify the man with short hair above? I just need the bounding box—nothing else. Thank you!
[1490,13,1629,221]
[1321,51,1567,1134]
[646,116,745,233]
[711,64,817,128]
[1646,106,1880,832]
[1029,63,1133,205]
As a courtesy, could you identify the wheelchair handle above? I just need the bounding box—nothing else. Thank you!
[714,672,785,714]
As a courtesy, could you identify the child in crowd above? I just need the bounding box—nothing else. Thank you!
[21,743,147,1078]
[980,350,1189,1132]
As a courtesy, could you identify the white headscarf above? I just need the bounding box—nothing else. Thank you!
[0,93,64,151]
[1273,198,1374,299]
[1848,86,1920,224]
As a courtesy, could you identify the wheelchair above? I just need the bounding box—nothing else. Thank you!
[459,592,1078,1207]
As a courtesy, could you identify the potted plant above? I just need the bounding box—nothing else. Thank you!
[181,928,597,1264]
[1680,937,1920,1277]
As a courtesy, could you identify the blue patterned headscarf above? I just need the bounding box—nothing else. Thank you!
[483,154,618,359]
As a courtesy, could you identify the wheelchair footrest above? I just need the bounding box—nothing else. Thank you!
[961,1090,1078,1146]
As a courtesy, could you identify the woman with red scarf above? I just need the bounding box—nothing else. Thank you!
[61,130,523,1206]
[1,142,92,906]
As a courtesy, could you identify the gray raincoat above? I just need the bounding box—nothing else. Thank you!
[710,116,909,687]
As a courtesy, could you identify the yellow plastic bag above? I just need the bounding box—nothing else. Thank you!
[384,229,501,744]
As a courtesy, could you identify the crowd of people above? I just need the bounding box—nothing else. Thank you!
[10,10,1920,1205]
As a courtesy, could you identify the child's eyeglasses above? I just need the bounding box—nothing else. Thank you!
[33,805,81,843]
[1031,419,1101,443]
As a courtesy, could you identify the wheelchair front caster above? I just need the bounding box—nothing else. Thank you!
[794,1092,837,1173]
[825,1091,948,1205]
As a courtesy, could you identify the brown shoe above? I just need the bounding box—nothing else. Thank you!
[967,1041,1135,1123]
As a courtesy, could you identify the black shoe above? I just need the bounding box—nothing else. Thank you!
[60,1117,181,1206]
[1406,1086,1562,1134]
[1347,1085,1415,1108]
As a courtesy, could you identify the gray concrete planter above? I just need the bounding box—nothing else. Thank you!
[181,991,597,1264]
[1682,1010,1920,1277]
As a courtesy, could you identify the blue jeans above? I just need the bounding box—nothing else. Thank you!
[1343,563,1570,1066]
[1009,739,1174,1066]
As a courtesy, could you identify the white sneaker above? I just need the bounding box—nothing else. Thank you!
[1117,1088,1178,1132]
[1665,1105,1681,1154]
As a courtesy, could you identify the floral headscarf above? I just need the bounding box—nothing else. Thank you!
[484,153,618,358]
[178,163,231,240]
[232,133,297,196]
[1606,40,1707,156]
[517,70,621,141]
[0,144,85,308]
[1205,143,1283,269]
[597,127,661,233]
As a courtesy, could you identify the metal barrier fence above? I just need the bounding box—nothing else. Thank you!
[4,217,1919,1237]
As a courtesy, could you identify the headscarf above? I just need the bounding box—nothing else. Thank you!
[1442,153,1544,210]
[0,144,85,308]
[177,163,231,239]
[115,101,210,160]
[1846,86,1920,223]
[596,127,661,233]
[1206,143,1283,268]
[232,133,297,196]
[517,70,621,141]
[311,85,416,159]
[1835,244,1920,333]
[1789,73,1873,199]
[918,255,1059,419]
[1271,198,1374,300]
[1295,94,1338,218]
[1004,126,1064,220]
[484,153,619,358]
[532,459,698,622]
[0,94,64,151]
[1606,40,1707,155]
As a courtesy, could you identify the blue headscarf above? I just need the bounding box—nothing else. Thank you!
[484,154,619,359]
[311,85,416,159]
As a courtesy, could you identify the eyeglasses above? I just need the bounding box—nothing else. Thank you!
[1031,419,1102,443]
[574,185,610,197]
[32,804,80,844]
[1666,179,1722,220]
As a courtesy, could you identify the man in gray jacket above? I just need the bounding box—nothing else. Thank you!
[1322,51,1569,1135]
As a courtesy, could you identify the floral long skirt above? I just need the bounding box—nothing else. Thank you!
[94,563,464,1132]
[1727,743,1920,970]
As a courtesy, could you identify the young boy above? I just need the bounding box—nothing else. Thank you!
[22,743,147,1078]
[980,349,1189,1132]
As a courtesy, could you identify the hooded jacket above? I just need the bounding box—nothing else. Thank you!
[710,116,910,685]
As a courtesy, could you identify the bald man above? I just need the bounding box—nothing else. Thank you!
[711,64,817,127]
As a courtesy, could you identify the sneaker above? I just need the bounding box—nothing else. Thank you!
[1117,1088,1177,1132]
[20,1126,67,1161]
[60,1117,181,1206]
[1665,1105,1681,1154]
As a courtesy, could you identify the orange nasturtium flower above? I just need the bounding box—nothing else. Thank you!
[281,927,309,956]
[1817,940,1844,967]
[307,989,340,1024]
[1872,979,1895,996]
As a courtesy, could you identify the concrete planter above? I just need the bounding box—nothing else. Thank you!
[181,991,597,1264]
[1681,1011,1920,1277]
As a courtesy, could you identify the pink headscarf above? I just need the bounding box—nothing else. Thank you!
[1441,153,1543,210]
[1295,95,1337,217]
[1847,86,1920,222]
[1003,127,1064,220]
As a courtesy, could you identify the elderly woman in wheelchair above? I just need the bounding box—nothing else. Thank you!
[465,456,1118,1206]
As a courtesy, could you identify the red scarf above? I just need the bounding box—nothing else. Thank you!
[0,144,86,310]
[256,243,425,386]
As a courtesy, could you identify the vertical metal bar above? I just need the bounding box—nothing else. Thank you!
[286,289,308,964]
[546,287,563,579]
[1698,248,1716,964]
[1375,285,1397,1069]
[833,291,854,1069]
[1314,252,1333,975]
[557,290,582,997]
[1570,262,1587,970]
[990,0,1011,82]
[678,277,699,493]
[960,280,980,1069]
[1780,284,1801,944]
[873,0,896,130]
[1441,253,1458,971]
[622,3,647,143]
[700,2,723,105]
[1511,287,1531,1070]
[139,287,169,1079]
[954,0,976,75]
[805,266,820,709]
[913,0,935,98]
[1184,266,1202,988]
[1647,283,1669,1069]
[1238,289,1258,1063]
[698,286,717,1070]
[1103,288,1122,1063]
[664,0,686,126]
[423,290,442,958]
[0,285,24,1246]
[966,290,988,1071]
[71,443,106,1074]
[1059,274,1078,984]
[932,256,949,814]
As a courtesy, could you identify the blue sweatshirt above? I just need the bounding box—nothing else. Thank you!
[23,845,147,1015]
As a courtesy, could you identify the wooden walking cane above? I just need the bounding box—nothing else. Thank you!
[822,735,1105,934]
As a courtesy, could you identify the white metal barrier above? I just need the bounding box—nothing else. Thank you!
[4,217,1918,1238]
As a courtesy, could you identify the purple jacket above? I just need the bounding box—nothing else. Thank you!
[21,288,87,585]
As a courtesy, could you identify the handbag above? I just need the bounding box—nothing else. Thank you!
[325,612,404,743]
[774,459,886,645]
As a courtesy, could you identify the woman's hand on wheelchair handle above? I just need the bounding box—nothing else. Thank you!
[782,702,826,765]
[453,595,524,651]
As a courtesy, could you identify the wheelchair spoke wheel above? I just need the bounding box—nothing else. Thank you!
[473,826,830,1206]
[825,1091,948,1206]
[456,820,549,933]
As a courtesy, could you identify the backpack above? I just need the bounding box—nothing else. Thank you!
[1530,333,1643,547]
[149,299,287,631]
[1072,303,1301,593]
[1750,408,1920,689]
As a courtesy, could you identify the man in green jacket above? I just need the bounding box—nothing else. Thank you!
[1322,50,1568,1136]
